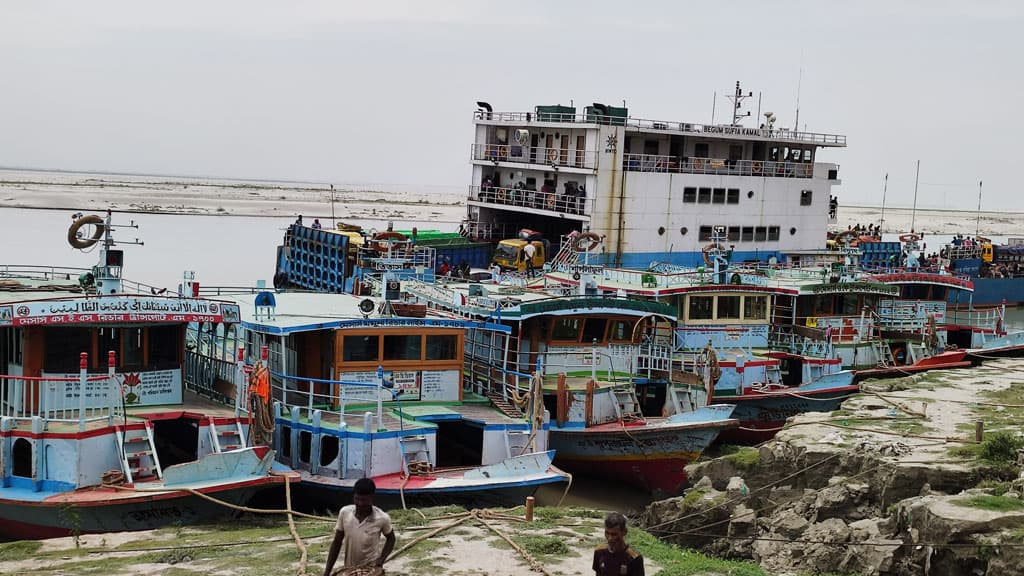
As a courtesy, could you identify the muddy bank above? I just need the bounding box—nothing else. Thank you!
[641,358,1024,575]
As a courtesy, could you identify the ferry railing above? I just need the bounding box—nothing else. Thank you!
[0,353,120,431]
[471,110,847,146]
[471,144,597,170]
[0,265,166,294]
[184,350,237,405]
[468,185,590,217]
[461,220,519,242]
[623,154,815,179]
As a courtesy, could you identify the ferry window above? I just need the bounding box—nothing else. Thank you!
[683,187,697,203]
[712,188,726,204]
[149,325,181,369]
[643,140,659,155]
[383,335,421,361]
[717,296,741,319]
[742,227,754,242]
[769,147,780,161]
[688,296,714,320]
[729,145,743,161]
[98,327,119,367]
[744,296,768,320]
[551,318,582,341]
[425,335,458,361]
[694,143,709,158]
[755,227,767,241]
[343,335,379,362]
[44,327,92,373]
[790,147,802,161]
[123,327,144,369]
[580,319,607,344]
[800,190,813,206]
[728,227,740,242]
[698,188,711,203]
[803,149,812,162]
[9,328,23,365]
[727,189,739,204]
[768,226,780,241]
[698,226,713,241]
[608,320,633,342]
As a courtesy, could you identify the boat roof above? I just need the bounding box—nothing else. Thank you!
[221,291,511,335]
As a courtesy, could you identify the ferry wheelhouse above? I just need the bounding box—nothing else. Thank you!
[0,212,285,539]
[464,89,845,269]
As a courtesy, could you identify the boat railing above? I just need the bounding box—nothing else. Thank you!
[768,330,834,357]
[472,110,847,146]
[184,350,238,405]
[460,219,520,242]
[623,154,815,179]
[945,306,1004,331]
[0,264,166,295]
[541,345,626,385]
[471,143,597,170]
[0,353,121,430]
[468,185,590,217]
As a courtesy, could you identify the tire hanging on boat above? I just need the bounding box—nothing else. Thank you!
[67,214,105,249]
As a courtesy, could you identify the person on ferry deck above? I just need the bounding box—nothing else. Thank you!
[312,219,322,229]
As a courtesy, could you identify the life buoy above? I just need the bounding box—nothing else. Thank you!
[546,194,556,210]
[370,231,406,252]
[702,243,724,267]
[751,161,763,175]
[495,188,506,202]
[573,232,602,252]
[68,214,105,249]
[899,233,921,243]
[546,148,559,164]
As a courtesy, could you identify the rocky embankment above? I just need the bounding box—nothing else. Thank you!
[641,359,1024,575]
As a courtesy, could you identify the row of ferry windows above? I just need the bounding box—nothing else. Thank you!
[699,226,780,242]
[687,295,769,321]
[342,334,459,363]
[683,187,740,204]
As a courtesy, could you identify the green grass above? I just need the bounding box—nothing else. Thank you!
[628,527,768,576]
[517,533,571,557]
[720,445,761,471]
[956,495,1024,512]
[0,540,43,561]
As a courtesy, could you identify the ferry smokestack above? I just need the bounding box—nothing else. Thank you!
[476,101,492,112]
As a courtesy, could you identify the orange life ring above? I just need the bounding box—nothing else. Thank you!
[370,231,407,252]
[899,233,921,243]
[751,161,763,175]
[546,148,559,164]
[546,194,556,210]
[495,188,506,202]
[573,232,602,252]
[68,214,105,249]
[702,243,724,267]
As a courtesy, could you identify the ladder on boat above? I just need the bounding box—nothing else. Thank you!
[115,422,163,484]
[400,435,432,475]
[611,387,643,421]
[487,391,523,419]
[871,340,895,368]
[549,236,579,272]
[208,419,247,453]
[504,429,532,458]
[666,386,698,416]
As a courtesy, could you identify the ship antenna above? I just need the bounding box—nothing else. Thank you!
[879,173,889,232]
[727,81,753,126]
[911,160,921,232]
[975,180,983,237]
[794,51,803,131]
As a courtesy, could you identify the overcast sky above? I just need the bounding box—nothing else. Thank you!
[2,0,1021,211]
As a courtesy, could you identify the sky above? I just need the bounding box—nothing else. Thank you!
[1,0,1021,210]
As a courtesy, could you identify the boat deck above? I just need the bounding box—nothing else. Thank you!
[291,400,525,433]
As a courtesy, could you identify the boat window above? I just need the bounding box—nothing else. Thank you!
[755,227,768,241]
[343,335,379,362]
[768,226,780,241]
[98,326,119,367]
[769,146,780,161]
[744,296,768,320]
[800,190,813,206]
[742,227,754,242]
[699,226,713,241]
[728,227,740,242]
[698,188,711,203]
[149,325,181,370]
[712,188,726,204]
[8,328,23,365]
[44,327,92,372]
[549,318,581,342]
[383,335,421,361]
[840,295,860,315]
[803,149,813,162]
[123,327,144,369]
[694,143,709,158]
[608,319,633,342]
[814,296,833,316]
[718,296,741,319]
[580,319,607,344]
[643,140,659,155]
[683,187,696,203]
[688,296,714,320]
[425,335,458,361]
[727,189,739,204]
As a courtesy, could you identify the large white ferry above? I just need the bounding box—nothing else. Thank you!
[463,86,845,269]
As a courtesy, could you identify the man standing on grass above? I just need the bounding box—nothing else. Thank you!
[323,478,396,575]
[593,512,644,576]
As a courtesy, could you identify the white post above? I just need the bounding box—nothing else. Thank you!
[107,350,117,424]
[234,345,245,416]
[591,339,598,382]
[377,366,384,432]
[78,352,88,432]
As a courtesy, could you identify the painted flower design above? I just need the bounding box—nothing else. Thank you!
[123,373,141,404]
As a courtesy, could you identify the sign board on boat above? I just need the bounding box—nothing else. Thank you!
[8,296,241,326]
[41,369,183,408]
[335,369,460,403]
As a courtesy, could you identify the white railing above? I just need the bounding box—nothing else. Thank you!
[461,220,520,242]
[471,144,597,170]
[473,111,847,146]
[468,185,589,217]
[0,264,167,294]
[1,354,120,430]
[623,154,815,179]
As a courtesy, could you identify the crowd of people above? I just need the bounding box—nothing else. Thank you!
[478,175,586,214]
